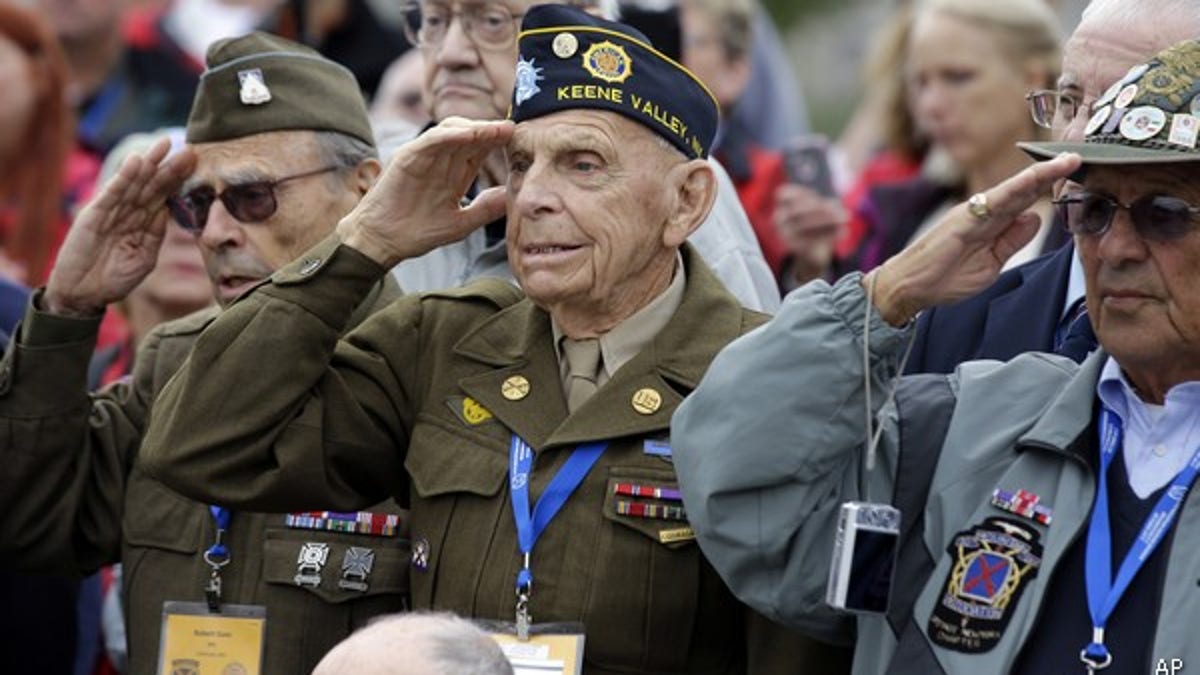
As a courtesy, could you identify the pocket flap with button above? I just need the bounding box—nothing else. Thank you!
[602,466,695,550]
[123,468,205,554]
[262,529,410,603]
[404,420,508,498]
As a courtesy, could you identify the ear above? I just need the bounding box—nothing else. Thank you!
[350,157,384,196]
[662,159,717,248]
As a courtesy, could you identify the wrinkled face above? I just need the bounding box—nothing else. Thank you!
[420,0,532,122]
[907,11,1036,171]
[0,36,35,161]
[184,131,363,306]
[1055,16,1180,143]
[506,110,683,314]
[1077,165,1200,380]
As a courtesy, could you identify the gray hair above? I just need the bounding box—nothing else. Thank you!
[1081,0,1200,30]
[313,129,380,169]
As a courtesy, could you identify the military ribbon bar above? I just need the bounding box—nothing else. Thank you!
[615,499,687,521]
[612,482,683,502]
[285,511,401,537]
[990,488,1052,525]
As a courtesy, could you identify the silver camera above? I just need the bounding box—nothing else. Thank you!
[826,502,901,614]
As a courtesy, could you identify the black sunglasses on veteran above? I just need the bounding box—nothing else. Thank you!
[1053,191,1200,241]
[167,165,341,234]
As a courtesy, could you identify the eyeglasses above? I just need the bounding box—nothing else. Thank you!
[1053,191,1200,241]
[1025,89,1086,130]
[402,2,525,51]
[167,165,341,234]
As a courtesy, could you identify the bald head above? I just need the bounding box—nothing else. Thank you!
[1058,0,1200,141]
[313,613,513,675]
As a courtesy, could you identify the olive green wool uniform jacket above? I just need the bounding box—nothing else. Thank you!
[143,237,850,674]
[0,279,408,675]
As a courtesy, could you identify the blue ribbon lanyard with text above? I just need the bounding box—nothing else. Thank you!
[509,434,607,640]
[204,505,233,611]
[1081,407,1200,673]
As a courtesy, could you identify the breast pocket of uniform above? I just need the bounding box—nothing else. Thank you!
[403,416,508,610]
[586,465,711,672]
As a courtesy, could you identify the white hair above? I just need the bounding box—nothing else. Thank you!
[1081,0,1200,32]
[313,612,513,675]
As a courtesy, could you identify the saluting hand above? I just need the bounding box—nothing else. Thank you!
[44,138,197,317]
[867,152,1082,325]
[336,117,515,268]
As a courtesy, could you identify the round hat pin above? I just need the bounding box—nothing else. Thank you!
[553,32,578,58]
[1119,106,1167,141]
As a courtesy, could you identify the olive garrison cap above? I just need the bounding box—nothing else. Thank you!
[186,31,374,146]
[1021,38,1200,166]
[509,5,719,160]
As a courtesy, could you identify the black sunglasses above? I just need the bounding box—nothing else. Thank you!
[1052,191,1200,241]
[167,165,341,234]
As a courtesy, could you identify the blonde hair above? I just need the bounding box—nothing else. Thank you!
[915,0,1062,91]
[683,0,755,62]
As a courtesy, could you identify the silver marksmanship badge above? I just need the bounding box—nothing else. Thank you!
[237,68,272,105]
[294,542,329,587]
[338,546,375,592]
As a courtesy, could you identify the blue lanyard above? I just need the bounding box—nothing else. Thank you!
[1081,407,1200,670]
[509,435,607,590]
[204,506,233,611]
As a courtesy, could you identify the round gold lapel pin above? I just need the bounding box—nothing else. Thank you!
[502,375,531,401]
[631,388,662,415]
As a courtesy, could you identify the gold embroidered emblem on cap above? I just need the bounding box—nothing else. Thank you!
[582,41,632,84]
[631,387,662,415]
[502,376,531,401]
[462,397,494,424]
[552,32,578,58]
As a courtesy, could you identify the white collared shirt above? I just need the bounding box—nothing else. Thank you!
[1096,357,1200,499]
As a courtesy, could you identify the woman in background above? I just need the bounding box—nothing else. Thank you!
[850,0,1062,271]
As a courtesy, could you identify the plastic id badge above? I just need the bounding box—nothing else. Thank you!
[158,602,266,675]
[480,621,585,675]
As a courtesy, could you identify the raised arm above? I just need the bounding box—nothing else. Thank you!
[140,120,514,512]
[670,153,1081,633]
[0,141,196,574]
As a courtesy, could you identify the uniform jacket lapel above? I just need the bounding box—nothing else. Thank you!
[452,245,755,452]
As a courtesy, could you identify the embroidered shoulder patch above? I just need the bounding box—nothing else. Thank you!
[928,517,1042,653]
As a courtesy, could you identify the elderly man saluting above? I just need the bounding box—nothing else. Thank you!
[143,6,843,674]
[671,38,1200,675]
[0,33,408,675]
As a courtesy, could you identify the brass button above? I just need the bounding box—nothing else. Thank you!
[631,387,662,415]
[502,375,531,401]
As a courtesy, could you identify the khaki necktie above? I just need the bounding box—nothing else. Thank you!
[562,338,602,413]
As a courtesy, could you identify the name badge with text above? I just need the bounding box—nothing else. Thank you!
[158,602,266,675]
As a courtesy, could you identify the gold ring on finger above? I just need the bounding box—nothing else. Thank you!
[967,192,992,221]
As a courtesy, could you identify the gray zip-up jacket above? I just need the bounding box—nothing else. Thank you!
[671,273,1200,674]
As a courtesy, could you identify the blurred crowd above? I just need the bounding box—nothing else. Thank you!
[1,0,1197,673]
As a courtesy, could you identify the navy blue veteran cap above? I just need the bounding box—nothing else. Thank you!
[509,4,719,160]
